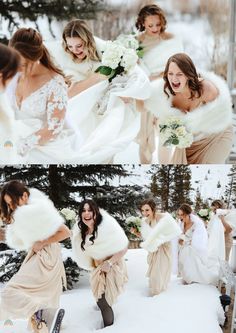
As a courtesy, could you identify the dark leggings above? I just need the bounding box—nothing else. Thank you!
[97,293,114,327]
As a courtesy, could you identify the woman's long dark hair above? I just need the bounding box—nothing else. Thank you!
[9,28,64,76]
[0,180,30,224]
[78,199,102,251]
[0,44,20,87]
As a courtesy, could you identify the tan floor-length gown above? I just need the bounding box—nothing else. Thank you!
[0,243,66,320]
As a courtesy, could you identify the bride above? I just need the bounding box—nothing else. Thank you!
[7,27,79,164]
[177,204,220,285]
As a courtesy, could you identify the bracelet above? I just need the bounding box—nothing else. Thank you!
[107,260,113,267]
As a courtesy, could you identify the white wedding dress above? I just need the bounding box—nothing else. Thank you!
[178,214,220,285]
[66,64,151,163]
[6,73,78,164]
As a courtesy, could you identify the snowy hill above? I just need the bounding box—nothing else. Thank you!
[0,249,224,333]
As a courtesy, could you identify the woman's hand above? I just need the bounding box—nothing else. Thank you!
[119,97,133,104]
[130,227,141,238]
[178,239,184,245]
[100,260,112,273]
[32,240,46,253]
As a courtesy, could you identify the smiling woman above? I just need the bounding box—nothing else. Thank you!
[145,52,233,164]
[0,180,71,332]
[72,199,128,329]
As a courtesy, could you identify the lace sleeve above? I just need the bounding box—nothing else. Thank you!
[17,76,68,156]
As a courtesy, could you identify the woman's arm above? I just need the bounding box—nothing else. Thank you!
[17,76,68,156]
[219,215,233,234]
[68,73,107,98]
[32,224,71,253]
[100,247,128,273]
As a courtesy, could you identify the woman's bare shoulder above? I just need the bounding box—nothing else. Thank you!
[162,32,174,40]
[201,79,219,103]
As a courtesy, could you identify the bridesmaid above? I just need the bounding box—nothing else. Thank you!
[135,4,183,163]
[145,53,233,164]
[0,180,71,332]
[72,199,128,328]
[139,199,181,296]
[46,19,107,97]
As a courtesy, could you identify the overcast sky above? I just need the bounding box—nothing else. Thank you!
[119,164,232,200]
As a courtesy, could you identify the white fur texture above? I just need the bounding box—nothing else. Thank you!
[45,37,106,81]
[72,209,128,270]
[6,188,64,251]
[139,35,183,76]
[145,71,233,140]
[140,213,181,253]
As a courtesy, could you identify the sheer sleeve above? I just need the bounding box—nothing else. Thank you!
[17,76,68,156]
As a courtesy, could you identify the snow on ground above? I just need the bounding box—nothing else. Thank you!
[0,249,224,333]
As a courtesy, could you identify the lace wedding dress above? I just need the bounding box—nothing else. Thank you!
[6,73,78,164]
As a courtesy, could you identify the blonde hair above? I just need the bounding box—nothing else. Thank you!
[62,19,100,62]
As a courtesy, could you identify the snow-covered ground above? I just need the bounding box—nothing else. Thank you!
[0,249,224,333]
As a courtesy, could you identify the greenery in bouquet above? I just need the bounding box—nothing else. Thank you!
[95,39,138,82]
[125,216,142,239]
[159,116,193,149]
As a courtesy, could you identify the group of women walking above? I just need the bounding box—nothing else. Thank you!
[0,4,233,164]
[0,179,227,332]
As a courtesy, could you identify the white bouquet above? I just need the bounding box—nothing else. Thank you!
[60,208,77,228]
[159,116,193,148]
[96,40,138,81]
[116,33,144,58]
[197,208,211,222]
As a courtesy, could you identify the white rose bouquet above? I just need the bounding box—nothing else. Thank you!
[197,208,211,222]
[159,116,193,148]
[60,208,77,228]
[95,40,138,81]
[116,34,144,58]
[125,216,142,238]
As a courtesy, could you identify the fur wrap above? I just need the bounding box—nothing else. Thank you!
[139,34,183,76]
[6,188,64,251]
[45,37,106,81]
[72,209,128,270]
[140,212,181,253]
[145,70,233,140]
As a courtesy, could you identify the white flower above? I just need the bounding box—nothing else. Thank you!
[116,34,139,51]
[198,209,209,217]
[102,41,125,69]
[159,116,193,148]
[61,208,77,221]
[120,48,138,72]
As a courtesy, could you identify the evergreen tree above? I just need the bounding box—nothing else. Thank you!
[171,165,192,211]
[149,165,192,212]
[194,188,204,211]
[225,165,236,208]
[0,0,104,35]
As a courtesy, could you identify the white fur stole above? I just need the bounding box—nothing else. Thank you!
[140,212,181,253]
[6,188,64,251]
[72,209,128,270]
[145,71,233,140]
